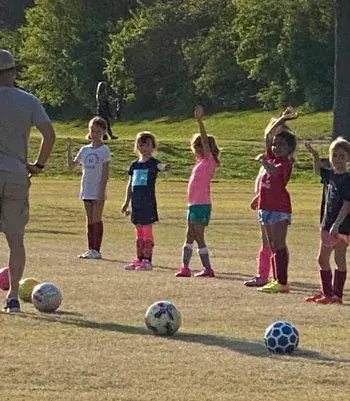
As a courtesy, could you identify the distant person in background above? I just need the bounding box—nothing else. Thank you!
[175,105,220,278]
[96,81,118,140]
[305,138,350,304]
[0,49,55,313]
[66,117,110,260]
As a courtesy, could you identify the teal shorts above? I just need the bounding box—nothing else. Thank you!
[187,204,212,226]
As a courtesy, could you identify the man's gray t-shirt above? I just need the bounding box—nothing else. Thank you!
[0,86,50,174]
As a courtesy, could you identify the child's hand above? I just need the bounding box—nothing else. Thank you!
[304,142,318,155]
[255,153,266,163]
[121,203,130,216]
[281,106,298,121]
[194,105,205,120]
[329,224,339,237]
[65,138,72,147]
[250,196,259,210]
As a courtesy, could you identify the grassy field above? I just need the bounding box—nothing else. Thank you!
[0,179,349,401]
[29,109,334,181]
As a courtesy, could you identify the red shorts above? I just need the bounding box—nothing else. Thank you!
[321,229,350,247]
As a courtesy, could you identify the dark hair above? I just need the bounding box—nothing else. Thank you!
[134,131,157,153]
[86,116,107,140]
[191,134,220,166]
[274,130,297,155]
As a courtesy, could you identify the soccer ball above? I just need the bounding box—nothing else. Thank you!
[264,321,299,354]
[0,267,9,291]
[145,300,181,336]
[32,282,62,312]
[19,278,40,302]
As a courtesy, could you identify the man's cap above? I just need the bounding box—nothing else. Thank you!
[0,50,15,71]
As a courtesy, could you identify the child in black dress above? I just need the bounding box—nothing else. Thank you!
[121,132,170,270]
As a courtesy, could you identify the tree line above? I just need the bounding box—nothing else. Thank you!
[0,0,338,118]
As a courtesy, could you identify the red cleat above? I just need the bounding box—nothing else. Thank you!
[305,293,324,303]
[175,267,192,277]
[194,269,215,278]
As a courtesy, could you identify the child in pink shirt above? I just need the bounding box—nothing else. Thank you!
[176,105,220,278]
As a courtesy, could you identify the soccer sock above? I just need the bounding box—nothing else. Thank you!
[258,246,272,280]
[93,221,103,252]
[198,247,212,271]
[182,243,193,268]
[271,255,277,280]
[320,269,333,296]
[274,248,289,285]
[87,223,94,250]
[142,225,154,262]
[136,226,144,261]
[333,269,347,298]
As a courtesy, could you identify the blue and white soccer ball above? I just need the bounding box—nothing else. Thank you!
[264,321,299,354]
[31,282,62,313]
[145,300,181,336]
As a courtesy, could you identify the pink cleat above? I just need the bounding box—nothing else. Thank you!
[175,267,192,277]
[135,259,153,271]
[124,258,143,270]
[194,269,215,278]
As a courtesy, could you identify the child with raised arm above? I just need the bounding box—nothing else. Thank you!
[121,131,170,271]
[176,105,220,278]
[66,116,110,259]
[305,138,350,304]
[245,112,297,287]
[254,107,298,293]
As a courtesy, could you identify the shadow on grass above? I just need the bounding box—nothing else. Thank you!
[26,229,79,235]
[17,312,350,364]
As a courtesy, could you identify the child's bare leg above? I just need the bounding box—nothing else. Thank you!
[193,223,212,271]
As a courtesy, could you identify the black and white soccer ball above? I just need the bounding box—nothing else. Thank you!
[264,321,299,354]
[145,300,181,336]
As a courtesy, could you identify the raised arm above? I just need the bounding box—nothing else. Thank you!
[265,106,298,150]
[305,142,321,175]
[66,138,79,170]
[194,105,210,155]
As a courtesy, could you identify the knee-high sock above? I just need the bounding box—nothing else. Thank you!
[87,224,94,250]
[333,269,347,298]
[271,255,277,280]
[320,269,333,296]
[182,243,193,268]
[136,226,144,261]
[198,247,212,270]
[258,246,272,280]
[142,225,154,262]
[274,248,289,285]
[93,221,103,252]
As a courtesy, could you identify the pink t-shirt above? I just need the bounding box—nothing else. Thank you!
[188,153,217,205]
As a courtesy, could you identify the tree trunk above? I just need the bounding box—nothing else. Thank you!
[333,0,350,140]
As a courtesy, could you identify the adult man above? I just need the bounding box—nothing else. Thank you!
[0,49,55,312]
[96,81,118,139]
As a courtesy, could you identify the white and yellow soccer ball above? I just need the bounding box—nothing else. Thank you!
[145,300,181,336]
[32,282,62,313]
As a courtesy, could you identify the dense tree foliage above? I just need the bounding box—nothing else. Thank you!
[0,0,343,120]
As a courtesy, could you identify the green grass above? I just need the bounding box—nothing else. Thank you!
[29,109,334,181]
[1,180,349,401]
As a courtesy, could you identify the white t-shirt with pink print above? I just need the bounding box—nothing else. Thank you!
[187,153,217,206]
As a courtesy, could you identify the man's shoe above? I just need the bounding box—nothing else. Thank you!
[2,298,21,313]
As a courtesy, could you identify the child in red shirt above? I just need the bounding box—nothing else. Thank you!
[254,107,298,293]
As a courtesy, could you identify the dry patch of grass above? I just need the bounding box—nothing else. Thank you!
[0,180,349,401]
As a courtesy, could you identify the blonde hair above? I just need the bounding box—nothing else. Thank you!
[86,116,107,140]
[191,134,220,166]
[329,137,350,160]
[134,131,157,154]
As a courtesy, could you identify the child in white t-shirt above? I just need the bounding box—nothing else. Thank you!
[66,116,110,259]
